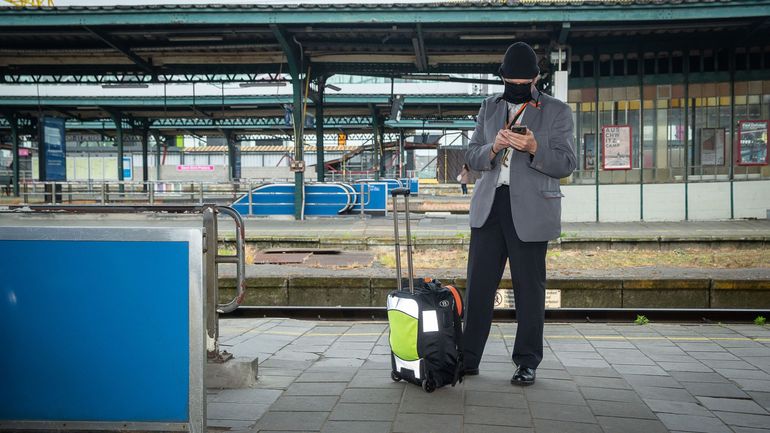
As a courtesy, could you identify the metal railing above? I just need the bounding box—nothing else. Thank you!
[14,179,287,205]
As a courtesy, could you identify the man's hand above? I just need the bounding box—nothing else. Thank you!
[490,129,514,159]
[509,129,538,155]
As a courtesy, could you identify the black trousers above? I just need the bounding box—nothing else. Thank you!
[463,185,548,370]
[461,184,468,195]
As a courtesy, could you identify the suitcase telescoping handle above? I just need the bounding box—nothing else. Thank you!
[391,187,415,293]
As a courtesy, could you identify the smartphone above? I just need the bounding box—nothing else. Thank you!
[510,125,527,135]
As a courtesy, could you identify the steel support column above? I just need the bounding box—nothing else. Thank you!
[152,131,163,181]
[638,49,645,220]
[594,49,600,222]
[399,129,405,178]
[729,47,736,219]
[139,120,149,192]
[106,110,125,192]
[1,112,20,196]
[683,46,690,221]
[272,24,305,219]
[370,104,381,181]
[225,131,235,181]
[316,75,326,182]
[379,117,386,178]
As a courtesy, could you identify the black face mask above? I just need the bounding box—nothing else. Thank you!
[501,81,532,104]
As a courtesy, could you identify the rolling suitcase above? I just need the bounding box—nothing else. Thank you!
[386,187,465,393]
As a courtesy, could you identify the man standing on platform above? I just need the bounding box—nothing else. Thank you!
[463,42,576,386]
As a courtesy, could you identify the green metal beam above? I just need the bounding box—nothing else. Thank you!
[1,2,768,26]
[315,76,326,182]
[82,26,155,76]
[568,69,770,90]
[0,94,487,107]
[271,23,305,220]
[0,116,477,131]
[558,22,571,45]
[385,119,476,130]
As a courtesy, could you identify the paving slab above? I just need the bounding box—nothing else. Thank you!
[586,399,658,420]
[327,403,399,421]
[464,405,532,427]
[206,319,770,432]
[696,396,769,415]
[596,416,670,433]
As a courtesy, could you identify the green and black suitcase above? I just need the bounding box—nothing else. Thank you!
[386,187,465,393]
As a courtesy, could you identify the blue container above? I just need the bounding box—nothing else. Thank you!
[0,226,205,432]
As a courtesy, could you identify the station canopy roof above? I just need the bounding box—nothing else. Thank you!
[0,0,767,135]
[1,0,766,82]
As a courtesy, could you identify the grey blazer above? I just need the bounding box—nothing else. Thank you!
[465,89,577,242]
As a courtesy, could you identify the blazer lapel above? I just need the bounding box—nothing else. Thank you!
[520,89,542,129]
[489,96,508,131]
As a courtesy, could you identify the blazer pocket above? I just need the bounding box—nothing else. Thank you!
[541,190,565,199]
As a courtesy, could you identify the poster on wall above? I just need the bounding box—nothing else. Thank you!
[602,125,632,170]
[738,120,768,166]
[584,133,596,170]
[700,128,725,166]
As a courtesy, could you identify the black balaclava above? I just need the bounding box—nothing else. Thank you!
[496,42,540,105]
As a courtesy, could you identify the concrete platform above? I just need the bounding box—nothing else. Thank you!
[207,318,770,433]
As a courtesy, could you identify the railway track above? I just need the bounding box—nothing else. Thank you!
[224,306,770,323]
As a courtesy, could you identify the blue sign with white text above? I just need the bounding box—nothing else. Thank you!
[41,117,66,181]
[123,156,133,180]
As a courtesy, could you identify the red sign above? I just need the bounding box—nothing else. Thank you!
[176,165,214,172]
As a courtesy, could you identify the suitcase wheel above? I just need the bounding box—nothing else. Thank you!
[391,371,402,382]
[421,378,436,393]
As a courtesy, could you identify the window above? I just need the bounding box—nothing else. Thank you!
[689,53,701,73]
[613,58,625,76]
[672,55,683,74]
[736,51,747,71]
[627,58,638,75]
[644,56,655,75]
[716,49,729,72]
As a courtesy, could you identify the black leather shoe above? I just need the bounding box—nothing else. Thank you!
[464,367,479,376]
[510,366,536,386]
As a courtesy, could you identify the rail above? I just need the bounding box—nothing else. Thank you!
[213,205,246,314]
[225,306,770,323]
[14,179,291,205]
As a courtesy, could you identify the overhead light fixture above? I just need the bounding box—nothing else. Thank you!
[235,105,260,109]
[239,81,288,88]
[101,83,149,89]
[76,106,98,109]
[168,35,224,42]
[459,34,515,40]
[400,74,452,81]
[325,84,342,92]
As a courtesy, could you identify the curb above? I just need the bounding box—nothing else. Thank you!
[217,276,770,309]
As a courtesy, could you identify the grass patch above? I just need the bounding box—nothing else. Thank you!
[635,315,650,325]
[376,248,770,271]
[755,316,767,326]
[375,247,770,270]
